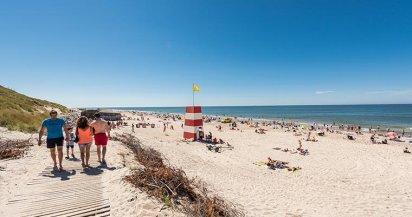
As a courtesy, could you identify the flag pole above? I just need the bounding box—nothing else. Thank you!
[192,83,195,107]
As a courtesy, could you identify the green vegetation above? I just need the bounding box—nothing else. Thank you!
[0,85,68,132]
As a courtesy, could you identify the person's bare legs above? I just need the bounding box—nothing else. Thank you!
[102,146,107,163]
[85,144,91,167]
[79,145,86,167]
[50,148,57,168]
[96,145,102,162]
[66,147,70,158]
[57,146,63,170]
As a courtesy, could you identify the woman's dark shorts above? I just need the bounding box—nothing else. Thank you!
[47,137,64,149]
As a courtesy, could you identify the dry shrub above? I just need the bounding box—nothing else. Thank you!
[0,138,33,159]
[112,133,244,217]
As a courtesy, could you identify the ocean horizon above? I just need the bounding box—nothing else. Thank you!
[103,104,412,132]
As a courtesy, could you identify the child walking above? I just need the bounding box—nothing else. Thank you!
[65,127,75,159]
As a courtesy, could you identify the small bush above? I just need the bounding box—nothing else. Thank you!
[113,133,244,217]
[0,138,33,159]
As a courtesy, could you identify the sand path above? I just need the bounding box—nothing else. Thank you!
[2,145,111,217]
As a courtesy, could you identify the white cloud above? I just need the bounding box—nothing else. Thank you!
[315,90,335,95]
[365,89,412,96]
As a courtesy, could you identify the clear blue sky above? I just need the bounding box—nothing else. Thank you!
[1,0,411,107]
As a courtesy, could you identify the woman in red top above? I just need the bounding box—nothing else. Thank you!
[76,116,93,168]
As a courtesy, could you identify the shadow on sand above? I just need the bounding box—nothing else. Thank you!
[43,169,77,181]
[97,163,116,171]
[80,166,104,176]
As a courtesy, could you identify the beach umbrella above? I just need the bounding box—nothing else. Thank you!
[386,132,398,137]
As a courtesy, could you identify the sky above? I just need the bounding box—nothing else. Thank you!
[1,0,412,107]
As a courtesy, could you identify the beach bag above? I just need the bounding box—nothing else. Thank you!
[74,127,79,143]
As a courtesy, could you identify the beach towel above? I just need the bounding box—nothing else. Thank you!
[254,162,266,166]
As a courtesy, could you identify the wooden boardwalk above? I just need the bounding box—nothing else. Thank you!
[4,147,111,217]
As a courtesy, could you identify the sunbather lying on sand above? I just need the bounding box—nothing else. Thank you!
[267,159,287,169]
[390,137,405,142]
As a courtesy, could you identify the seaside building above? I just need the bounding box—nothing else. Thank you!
[80,109,122,121]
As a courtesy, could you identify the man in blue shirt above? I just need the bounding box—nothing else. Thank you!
[38,110,69,171]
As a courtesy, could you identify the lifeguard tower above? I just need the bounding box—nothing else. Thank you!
[183,106,203,140]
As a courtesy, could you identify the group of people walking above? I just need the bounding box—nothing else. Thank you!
[38,110,111,171]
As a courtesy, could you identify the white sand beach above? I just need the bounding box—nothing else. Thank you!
[1,111,412,217]
[111,111,412,217]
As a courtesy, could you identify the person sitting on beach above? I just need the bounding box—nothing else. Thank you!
[198,130,205,140]
[370,134,376,144]
[205,132,212,142]
[65,127,75,160]
[38,110,69,171]
[404,147,411,153]
[212,137,218,144]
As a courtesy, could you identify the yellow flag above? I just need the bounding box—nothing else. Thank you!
[193,84,200,92]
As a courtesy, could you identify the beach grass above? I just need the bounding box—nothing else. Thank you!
[0,85,68,133]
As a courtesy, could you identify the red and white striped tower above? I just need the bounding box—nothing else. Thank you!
[183,106,203,140]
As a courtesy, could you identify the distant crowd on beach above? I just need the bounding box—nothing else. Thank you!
[82,110,411,158]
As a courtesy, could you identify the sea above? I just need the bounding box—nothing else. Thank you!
[109,104,412,133]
